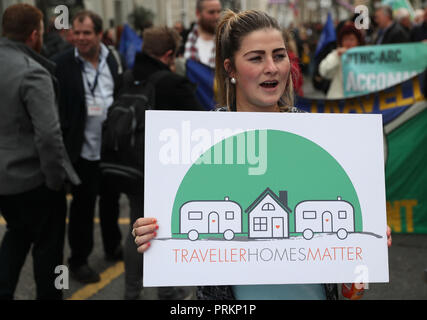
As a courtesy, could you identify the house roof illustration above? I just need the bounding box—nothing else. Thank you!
[245,188,292,214]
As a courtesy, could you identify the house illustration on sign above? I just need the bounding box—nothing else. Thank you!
[246,188,291,239]
[178,188,356,241]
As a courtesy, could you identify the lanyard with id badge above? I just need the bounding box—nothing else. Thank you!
[81,60,105,117]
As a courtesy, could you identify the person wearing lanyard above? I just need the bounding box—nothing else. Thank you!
[53,10,124,283]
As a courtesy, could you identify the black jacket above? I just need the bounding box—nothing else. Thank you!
[53,47,123,163]
[375,22,410,44]
[410,22,427,42]
[42,32,72,58]
[132,52,204,111]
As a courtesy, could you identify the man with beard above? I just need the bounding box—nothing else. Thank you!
[0,4,69,299]
[184,0,222,68]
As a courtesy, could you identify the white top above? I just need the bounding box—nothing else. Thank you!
[195,37,215,67]
[75,44,114,161]
[318,49,344,99]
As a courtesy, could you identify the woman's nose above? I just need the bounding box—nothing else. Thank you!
[264,56,278,74]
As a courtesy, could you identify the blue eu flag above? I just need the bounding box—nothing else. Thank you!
[315,12,337,57]
[186,59,217,110]
[119,24,143,69]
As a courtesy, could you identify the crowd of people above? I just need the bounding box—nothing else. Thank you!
[0,0,421,300]
[308,4,427,98]
[0,0,223,301]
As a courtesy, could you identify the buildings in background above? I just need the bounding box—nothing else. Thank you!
[1,0,426,34]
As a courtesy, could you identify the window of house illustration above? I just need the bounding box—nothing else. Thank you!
[254,217,268,231]
[225,211,234,220]
[338,210,347,219]
[303,211,316,219]
[262,203,275,211]
[188,211,202,220]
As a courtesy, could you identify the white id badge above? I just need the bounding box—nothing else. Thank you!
[88,105,103,116]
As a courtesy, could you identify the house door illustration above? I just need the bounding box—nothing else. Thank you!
[322,211,333,232]
[208,212,219,233]
[272,217,284,238]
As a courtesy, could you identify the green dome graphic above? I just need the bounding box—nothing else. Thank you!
[171,130,362,239]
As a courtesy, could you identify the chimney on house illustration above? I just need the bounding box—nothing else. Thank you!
[279,191,288,208]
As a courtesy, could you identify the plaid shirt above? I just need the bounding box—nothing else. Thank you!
[184,24,216,68]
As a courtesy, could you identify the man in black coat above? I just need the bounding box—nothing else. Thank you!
[374,5,410,44]
[53,10,124,283]
[124,26,203,300]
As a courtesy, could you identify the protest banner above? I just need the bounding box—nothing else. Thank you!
[143,111,389,286]
[297,71,427,234]
[342,43,427,97]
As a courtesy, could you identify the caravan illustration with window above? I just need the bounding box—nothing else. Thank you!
[179,197,243,241]
[294,197,355,240]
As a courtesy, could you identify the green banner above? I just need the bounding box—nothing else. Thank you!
[296,72,427,234]
[342,43,427,97]
[385,106,427,233]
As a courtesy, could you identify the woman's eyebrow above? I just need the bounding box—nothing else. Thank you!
[243,47,287,56]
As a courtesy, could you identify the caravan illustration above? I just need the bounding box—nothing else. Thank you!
[179,198,243,241]
[294,197,355,240]
[178,188,357,241]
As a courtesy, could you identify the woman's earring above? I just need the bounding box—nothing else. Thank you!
[230,77,236,85]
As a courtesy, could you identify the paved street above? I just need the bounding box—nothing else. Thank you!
[302,74,326,99]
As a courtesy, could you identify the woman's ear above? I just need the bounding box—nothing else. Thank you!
[224,58,234,78]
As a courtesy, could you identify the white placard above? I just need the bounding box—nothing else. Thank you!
[143,111,389,287]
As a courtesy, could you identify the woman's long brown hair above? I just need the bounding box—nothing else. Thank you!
[214,9,294,111]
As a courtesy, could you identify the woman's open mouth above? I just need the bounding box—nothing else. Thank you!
[259,80,279,89]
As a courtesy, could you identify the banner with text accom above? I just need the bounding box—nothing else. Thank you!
[342,43,427,97]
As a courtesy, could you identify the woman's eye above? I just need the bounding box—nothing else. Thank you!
[249,56,262,62]
[274,54,287,61]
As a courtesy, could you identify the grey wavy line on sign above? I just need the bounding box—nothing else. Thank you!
[153,231,383,241]
[351,231,383,238]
